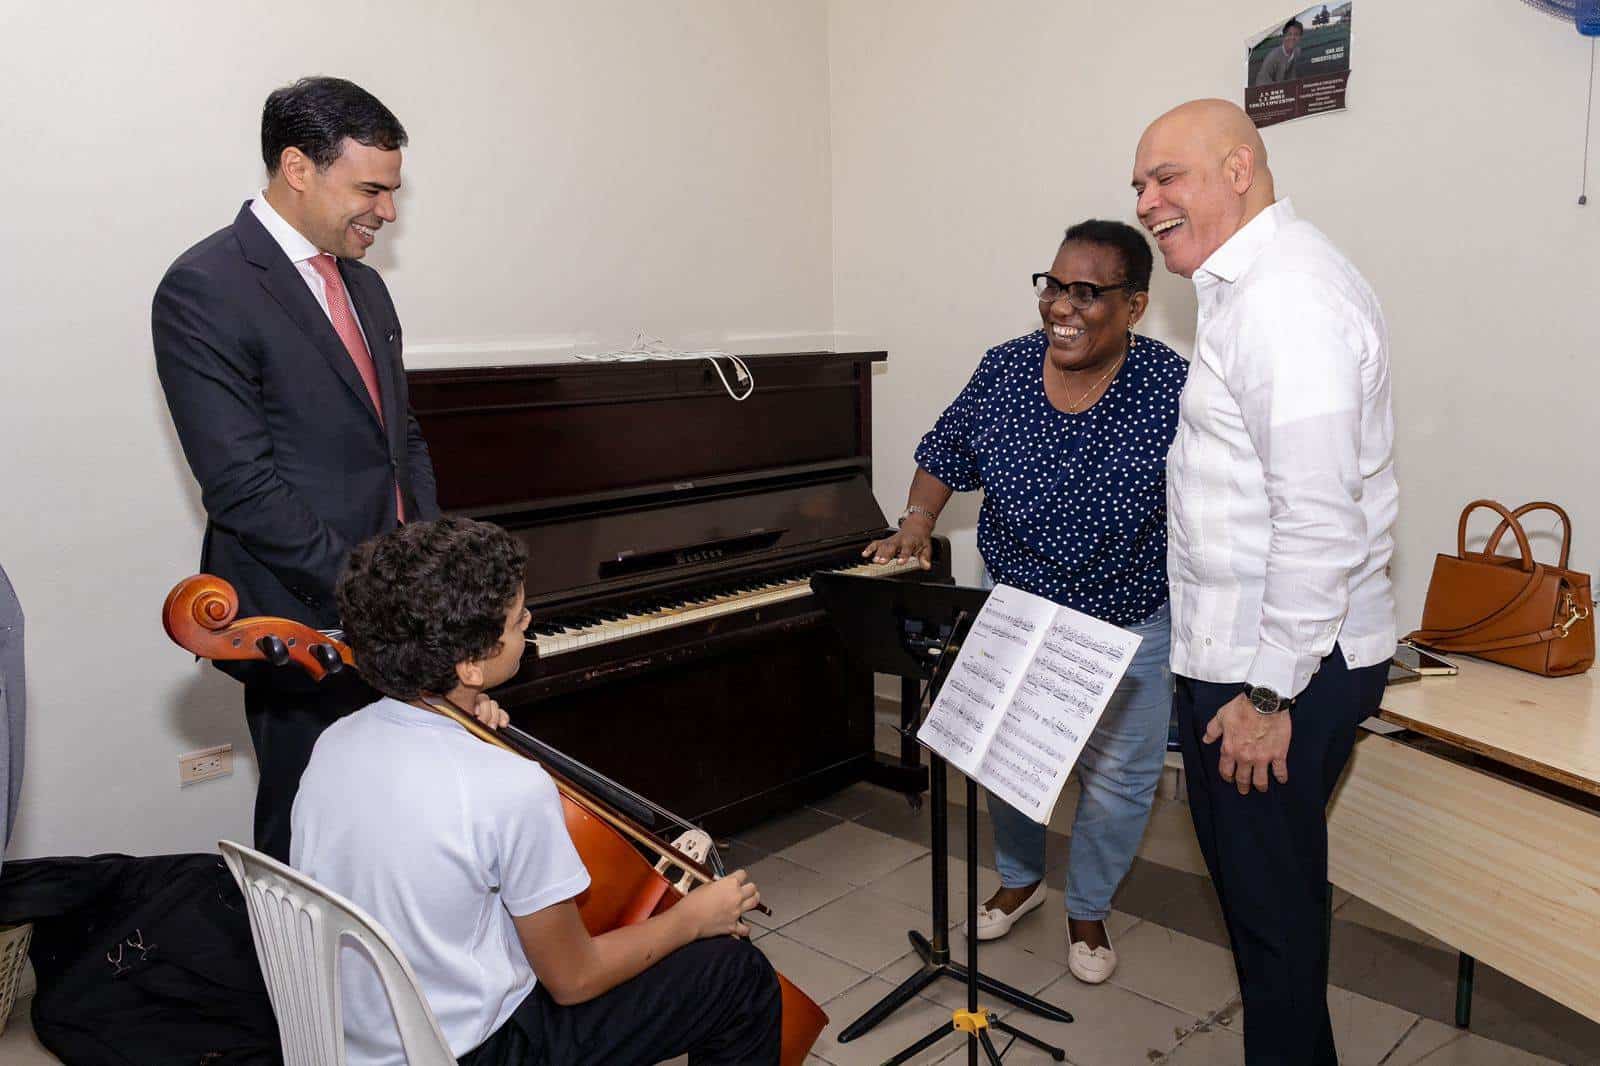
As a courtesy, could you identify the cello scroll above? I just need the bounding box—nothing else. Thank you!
[162,575,353,679]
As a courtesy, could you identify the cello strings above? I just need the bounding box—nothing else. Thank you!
[430,694,730,879]
[499,721,731,878]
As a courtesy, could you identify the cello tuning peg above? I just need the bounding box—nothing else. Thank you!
[310,644,344,674]
[255,635,290,667]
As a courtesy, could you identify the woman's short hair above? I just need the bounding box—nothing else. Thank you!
[1061,219,1154,294]
[337,517,527,699]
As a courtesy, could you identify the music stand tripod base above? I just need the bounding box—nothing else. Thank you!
[807,577,1069,1062]
[838,767,1069,1064]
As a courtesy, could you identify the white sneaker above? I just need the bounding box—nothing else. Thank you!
[967,881,1047,941]
[1067,932,1117,984]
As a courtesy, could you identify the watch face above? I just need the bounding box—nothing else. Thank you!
[1249,687,1281,713]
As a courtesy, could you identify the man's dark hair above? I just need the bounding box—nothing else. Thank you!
[1283,18,1304,34]
[1061,219,1154,294]
[337,518,526,699]
[261,76,408,175]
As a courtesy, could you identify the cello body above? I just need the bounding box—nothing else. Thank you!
[162,574,827,1065]
[560,800,827,1065]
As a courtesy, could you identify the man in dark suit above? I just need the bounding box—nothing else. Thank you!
[154,77,440,862]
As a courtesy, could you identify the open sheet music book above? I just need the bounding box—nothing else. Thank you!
[916,583,1143,825]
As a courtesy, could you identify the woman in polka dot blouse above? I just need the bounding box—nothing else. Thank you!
[864,219,1186,985]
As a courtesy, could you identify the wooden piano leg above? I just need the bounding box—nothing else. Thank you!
[866,676,930,805]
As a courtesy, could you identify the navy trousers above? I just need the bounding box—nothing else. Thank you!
[458,937,782,1066]
[1176,647,1387,1066]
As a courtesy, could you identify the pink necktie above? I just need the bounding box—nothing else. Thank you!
[308,253,404,522]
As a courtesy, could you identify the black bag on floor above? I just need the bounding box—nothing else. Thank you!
[0,852,280,1065]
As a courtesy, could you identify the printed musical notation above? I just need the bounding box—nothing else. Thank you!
[1051,622,1123,658]
[970,615,1033,648]
[946,677,998,711]
[923,717,975,757]
[917,584,1142,826]
[1041,638,1116,680]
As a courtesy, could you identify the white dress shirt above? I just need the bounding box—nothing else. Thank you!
[248,193,371,346]
[1167,198,1398,698]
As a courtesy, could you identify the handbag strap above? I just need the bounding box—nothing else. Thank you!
[1410,624,1566,654]
[1484,501,1573,570]
[1457,499,1533,571]
[1409,558,1549,645]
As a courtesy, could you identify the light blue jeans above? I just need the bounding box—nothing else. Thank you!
[987,602,1172,922]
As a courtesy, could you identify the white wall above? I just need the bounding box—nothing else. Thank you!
[0,1,833,858]
[829,1,1600,609]
[3,0,1596,861]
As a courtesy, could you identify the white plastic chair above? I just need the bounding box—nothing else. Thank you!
[219,839,456,1066]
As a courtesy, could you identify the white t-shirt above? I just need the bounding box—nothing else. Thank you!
[291,698,591,1066]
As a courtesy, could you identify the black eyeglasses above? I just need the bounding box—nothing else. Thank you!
[1032,273,1138,310]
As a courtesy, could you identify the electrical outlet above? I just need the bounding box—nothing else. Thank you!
[179,744,234,786]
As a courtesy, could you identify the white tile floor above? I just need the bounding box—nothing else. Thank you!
[0,742,1579,1065]
[732,813,1568,1065]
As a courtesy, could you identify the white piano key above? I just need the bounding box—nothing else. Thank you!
[532,557,921,659]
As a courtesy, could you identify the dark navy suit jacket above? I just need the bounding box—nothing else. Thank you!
[154,203,440,632]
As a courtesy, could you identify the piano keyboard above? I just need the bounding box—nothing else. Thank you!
[531,557,923,658]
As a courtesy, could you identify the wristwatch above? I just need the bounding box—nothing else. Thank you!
[896,505,939,528]
[1244,685,1294,716]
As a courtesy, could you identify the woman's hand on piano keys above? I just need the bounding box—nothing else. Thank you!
[863,522,935,570]
[469,694,510,731]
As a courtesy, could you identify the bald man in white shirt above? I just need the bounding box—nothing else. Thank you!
[1131,100,1398,1066]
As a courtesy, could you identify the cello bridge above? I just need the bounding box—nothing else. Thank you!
[656,829,714,894]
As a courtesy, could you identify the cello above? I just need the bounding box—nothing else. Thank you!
[162,574,828,1066]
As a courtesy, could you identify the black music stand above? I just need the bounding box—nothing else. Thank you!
[811,573,1069,1063]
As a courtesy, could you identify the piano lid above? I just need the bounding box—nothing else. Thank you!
[407,352,892,604]
[408,352,887,513]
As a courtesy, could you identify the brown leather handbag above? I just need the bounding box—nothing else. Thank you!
[1407,500,1594,677]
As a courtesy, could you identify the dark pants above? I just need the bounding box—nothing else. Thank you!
[1175,647,1387,1066]
[458,937,782,1066]
[243,670,375,863]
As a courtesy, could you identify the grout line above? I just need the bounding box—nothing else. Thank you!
[819,969,879,1007]
[1150,993,1244,1063]
[746,878,856,934]
[1374,1016,1424,1066]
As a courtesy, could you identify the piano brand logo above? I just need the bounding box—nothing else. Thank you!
[678,547,727,565]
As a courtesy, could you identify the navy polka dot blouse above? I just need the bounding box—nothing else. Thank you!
[914,330,1187,626]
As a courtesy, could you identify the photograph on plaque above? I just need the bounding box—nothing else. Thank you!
[1245,3,1353,129]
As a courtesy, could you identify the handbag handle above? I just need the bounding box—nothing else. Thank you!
[1484,501,1573,570]
[1457,499,1534,573]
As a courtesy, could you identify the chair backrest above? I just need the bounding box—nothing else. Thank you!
[218,840,456,1066]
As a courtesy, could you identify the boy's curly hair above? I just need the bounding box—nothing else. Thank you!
[336,517,527,699]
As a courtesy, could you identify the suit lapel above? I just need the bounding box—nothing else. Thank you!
[231,205,383,428]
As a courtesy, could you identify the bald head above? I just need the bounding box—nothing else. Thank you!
[1131,99,1276,278]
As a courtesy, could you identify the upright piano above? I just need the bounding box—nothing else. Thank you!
[408,352,949,834]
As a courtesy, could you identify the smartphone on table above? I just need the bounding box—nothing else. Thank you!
[1393,640,1458,676]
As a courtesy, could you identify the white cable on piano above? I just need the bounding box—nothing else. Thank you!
[574,332,755,402]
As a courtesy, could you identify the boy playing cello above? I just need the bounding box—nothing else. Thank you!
[291,517,781,1065]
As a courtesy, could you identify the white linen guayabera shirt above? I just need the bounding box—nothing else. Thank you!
[1167,198,1398,698]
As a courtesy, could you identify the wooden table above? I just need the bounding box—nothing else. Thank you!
[1327,658,1600,1025]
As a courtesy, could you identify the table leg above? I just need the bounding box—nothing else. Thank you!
[1455,953,1475,1029]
